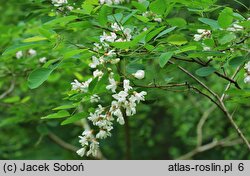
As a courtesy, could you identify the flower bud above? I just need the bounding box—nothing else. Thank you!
[132,70,145,79]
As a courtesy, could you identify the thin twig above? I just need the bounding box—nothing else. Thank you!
[48,132,79,152]
[170,60,250,150]
[0,79,15,99]
[196,105,216,147]
[177,138,242,160]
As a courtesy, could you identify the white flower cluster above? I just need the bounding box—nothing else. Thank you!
[193,29,211,41]
[15,49,47,64]
[227,23,244,32]
[99,0,126,5]
[51,0,68,6]
[77,79,147,157]
[71,78,93,92]
[142,11,162,23]
[16,49,37,59]
[244,61,250,84]
[71,23,147,157]
[51,0,74,12]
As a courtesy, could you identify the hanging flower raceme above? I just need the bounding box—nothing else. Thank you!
[70,22,147,157]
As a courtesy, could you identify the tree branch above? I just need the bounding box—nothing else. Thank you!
[169,60,250,150]
[48,132,79,152]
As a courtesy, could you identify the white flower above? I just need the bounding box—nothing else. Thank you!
[89,56,100,68]
[16,51,23,59]
[106,77,117,93]
[88,112,99,124]
[66,5,74,11]
[100,32,117,43]
[28,49,37,56]
[115,38,125,42]
[100,0,124,4]
[93,43,102,52]
[143,27,148,31]
[113,91,128,102]
[76,147,86,157]
[86,140,99,156]
[203,46,211,51]
[110,58,120,64]
[82,78,93,92]
[123,79,132,92]
[132,70,145,79]
[154,17,162,22]
[194,34,202,41]
[133,91,147,103]
[124,100,136,116]
[79,136,88,146]
[194,29,211,41]
[82,130,93,138]
[52,0,68,6]
[197,29,206,33]
[93,69,104,79]
[244,75,250,83]
[244,61,250,72]
[113,108,125,125]
[90,94,100,103]
[110,100,119,110]
[105,50,116,57]
[111,22,123,31]
[100,0,113,4]
[71,78,92,92]
[96,130,111,139]
[71,79,83,91]
[124,28,132,41]
[233,24,243,30]
[39,57,47,63]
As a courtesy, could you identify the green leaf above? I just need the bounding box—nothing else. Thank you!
[145,26,165,42]
[167,17,187,27]
[188,51,225,58]
[53,103,79,110]
[122,10,138,24]
[218,7,233,28]
[88,77,99,93]
[2,96,20,103]
[42,110,70,119]
[23,36,47,43]
[195,67,216,77]
[28,68,53,89]
[2,42,43,55]
[154,26,176,40]
[127,63,145,73]
[232,12,245,20]
[166,34,187,45]
[43,16,78,27]
[131,1,149,12]
[228,56,247,67]
[149,0,166,15]
[111,28,152,49]
[175,45,197,54]
[198,18,220,29]
[63,49,88,59]
[98,5,109,26]
[159,52,174,68]
[218,33,236,45]
[134,15,149,23]
[91,74,109,94]
[61,112,88,125]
